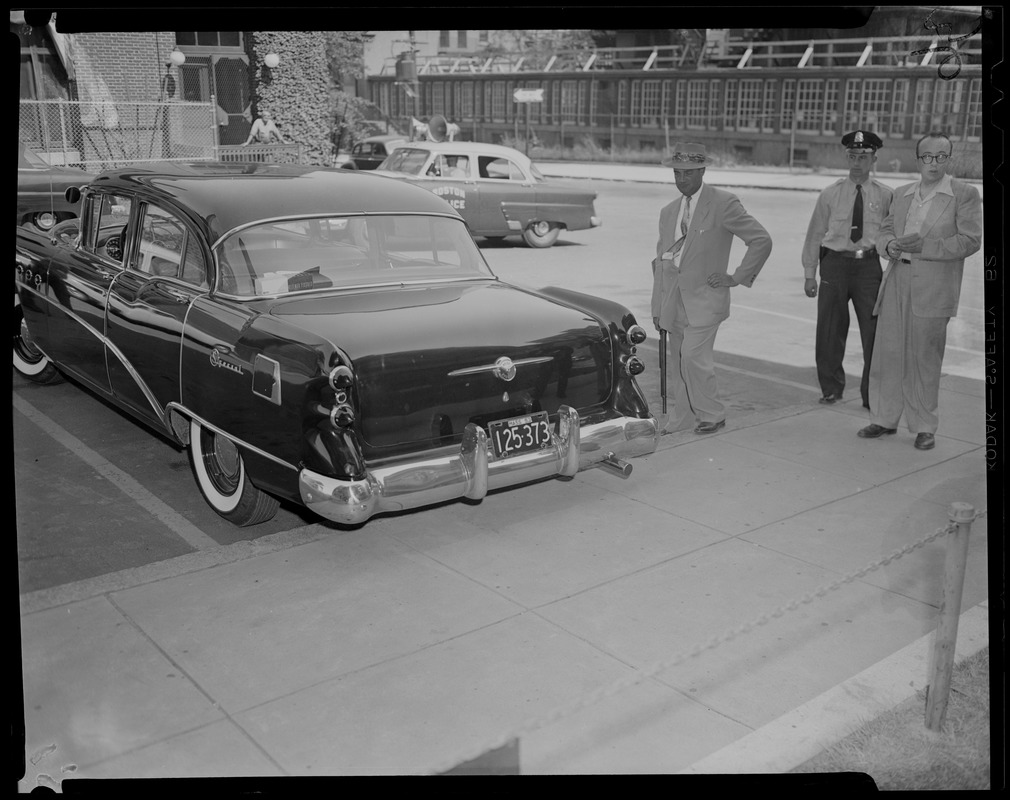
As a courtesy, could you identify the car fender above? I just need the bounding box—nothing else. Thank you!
[533,285,640,333]
[498,200,539,228]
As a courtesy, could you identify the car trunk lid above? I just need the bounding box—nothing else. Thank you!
[267,280,613,454]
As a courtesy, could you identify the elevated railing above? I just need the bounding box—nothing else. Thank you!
[216,143,305,164]
[708,34,984,70]
[378,33,983,76]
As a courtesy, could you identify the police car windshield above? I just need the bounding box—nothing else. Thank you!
[379,148,430,175]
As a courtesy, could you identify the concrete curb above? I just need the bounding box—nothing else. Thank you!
[678,601,990,775]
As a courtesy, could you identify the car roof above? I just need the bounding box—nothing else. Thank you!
[394,141,534,167]
[363,134,407,144]
[88,162,462,244]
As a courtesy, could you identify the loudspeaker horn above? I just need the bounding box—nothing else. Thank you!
[426,114,448,143]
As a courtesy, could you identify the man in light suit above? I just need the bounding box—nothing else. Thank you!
[858,131,982,450]
[652,142,773,434]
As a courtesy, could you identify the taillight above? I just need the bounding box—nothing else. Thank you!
[327,364,356,427]
[622,355,645,377]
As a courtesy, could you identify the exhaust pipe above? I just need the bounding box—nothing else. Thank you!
[598,452,632,477]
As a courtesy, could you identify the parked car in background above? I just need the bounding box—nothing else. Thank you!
[17,141,94,231]
[334,134,408,171]
[373,141,602,248]
[15,162,656,527]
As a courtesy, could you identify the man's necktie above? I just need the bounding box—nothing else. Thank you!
[850,184,863,243]
[671,195,691,258]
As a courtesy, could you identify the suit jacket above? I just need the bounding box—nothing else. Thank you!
[651,184,772,328]
[874,177,982,318]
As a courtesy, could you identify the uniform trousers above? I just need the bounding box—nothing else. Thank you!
[868,261,949,435]
[667,288,725,430]
[815,251,881,407]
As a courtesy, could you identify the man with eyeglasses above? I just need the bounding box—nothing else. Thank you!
[857,131,982,450]
[802,130,893,410]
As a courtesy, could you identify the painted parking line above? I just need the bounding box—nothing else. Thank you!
[13,394,218,551]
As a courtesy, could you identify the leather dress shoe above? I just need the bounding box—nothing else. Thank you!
[914,432,936,450]
[694,419,726,434]
[857,424,897,438]
[819,393,842,405]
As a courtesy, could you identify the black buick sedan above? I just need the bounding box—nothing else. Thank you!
[15,162,656,526]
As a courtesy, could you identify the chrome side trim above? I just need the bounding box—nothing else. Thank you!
[104,335,168,428]
[20,286,169,427]
[165,402,298,472]
[299,407,658,526]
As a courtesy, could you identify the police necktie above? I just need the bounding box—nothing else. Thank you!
[672,195,691,257]
[850,184,863,243]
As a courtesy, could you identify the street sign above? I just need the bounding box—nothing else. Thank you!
[513,88,544,103]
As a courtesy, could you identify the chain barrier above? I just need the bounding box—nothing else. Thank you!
[430,507,987,774]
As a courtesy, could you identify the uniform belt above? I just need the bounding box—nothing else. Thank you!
[828,247,877,260]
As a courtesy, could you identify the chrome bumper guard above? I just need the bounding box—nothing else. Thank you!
[299,405,657,526]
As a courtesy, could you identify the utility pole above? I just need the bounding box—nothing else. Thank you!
[409,30,418,137]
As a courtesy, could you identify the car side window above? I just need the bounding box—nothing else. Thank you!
[428,154,469,178]
[134,203,206,288]
[478,156,523,181]
[81,193,132,261]
[181,237,209,288]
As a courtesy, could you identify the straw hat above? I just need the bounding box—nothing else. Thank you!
[661,142,714,169]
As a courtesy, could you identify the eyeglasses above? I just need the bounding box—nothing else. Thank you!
[917,153,951,164]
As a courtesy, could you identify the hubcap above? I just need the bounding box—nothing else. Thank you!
[204,430,241,494]
[531,221,550,236]
[16,313,45,363]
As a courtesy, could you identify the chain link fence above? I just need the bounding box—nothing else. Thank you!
[20,99,221,171]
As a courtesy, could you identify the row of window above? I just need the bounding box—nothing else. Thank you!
[438,30,489,50]
[375,74,983,141]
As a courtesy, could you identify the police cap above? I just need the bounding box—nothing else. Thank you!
[841,130,883,153]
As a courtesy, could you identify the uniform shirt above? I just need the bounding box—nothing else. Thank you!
[801,177,894,279]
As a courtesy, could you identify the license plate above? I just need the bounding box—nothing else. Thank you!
[488,411,551,458]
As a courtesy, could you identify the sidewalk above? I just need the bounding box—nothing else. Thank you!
[536,159,985,199]
[18,370,990,782]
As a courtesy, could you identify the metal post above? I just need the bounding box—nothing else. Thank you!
[659,329,668,414]
[211,93,221,160]
[525,102,531,156]
[925,502,975,731]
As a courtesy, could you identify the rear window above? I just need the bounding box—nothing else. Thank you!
[216,214,493,296]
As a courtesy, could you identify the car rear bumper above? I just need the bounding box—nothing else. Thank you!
[298,405,657,526]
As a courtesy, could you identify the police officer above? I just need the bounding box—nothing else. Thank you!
[802,130,893,409]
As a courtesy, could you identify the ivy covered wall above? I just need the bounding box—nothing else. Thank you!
[245,31,331,165]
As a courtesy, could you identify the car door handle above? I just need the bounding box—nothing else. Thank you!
[165,289,190,304]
